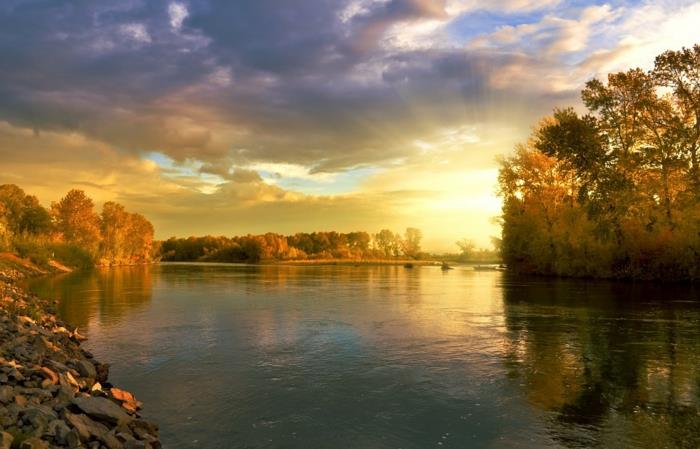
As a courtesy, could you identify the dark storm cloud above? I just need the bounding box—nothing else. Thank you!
[0,0,573,174]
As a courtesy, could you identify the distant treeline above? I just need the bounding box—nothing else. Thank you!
[160,228,424,263]
[499,45,700,280]
[0,184,154,268]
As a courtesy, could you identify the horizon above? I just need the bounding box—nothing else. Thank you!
[2,1,700,252]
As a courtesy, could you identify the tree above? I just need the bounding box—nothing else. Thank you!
[0,184,51,236]
[101,202,130,263]
[375,229,398,257]
[51,189,101,255]
[0,184,28,234]
[401,227,422,258]
[456,239,475,260]
[19,195,52,235]
[125,212,154,263]
[653,45,700,193]
[534,108,606,201]
[499,45,700,280]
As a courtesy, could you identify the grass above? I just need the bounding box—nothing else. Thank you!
[11,236,93,271]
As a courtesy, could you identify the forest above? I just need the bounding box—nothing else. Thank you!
[160,228,425,263]
[0,184,154,268]
[499,45,700,280]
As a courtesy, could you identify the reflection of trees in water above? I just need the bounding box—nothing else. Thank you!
[30,266,153,330]
[501,277,700,448]
[157,263,423,303]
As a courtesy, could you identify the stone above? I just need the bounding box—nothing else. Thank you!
[125,440,147,449]
[110,388,142,412]
[44,359,69,373]
[14,394,27,407]
[74,360,97,379]
[19,437,49,449]
[65,412,109,442]
[64,429,80,448]
[56,383,75,402]
[60,371,80,389]
[38,367,58,385]
[72,396,133,425]
[0,385,13,404]
[129,420,158,436]
[0,431,13,449]
[101,430,125,449]
[47,419,71,443]
[21,404,57,429]
[95,363,110,383]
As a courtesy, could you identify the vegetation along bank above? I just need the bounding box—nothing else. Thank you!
[499,45,700,280]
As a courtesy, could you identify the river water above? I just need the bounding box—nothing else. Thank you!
[27,263,700,449]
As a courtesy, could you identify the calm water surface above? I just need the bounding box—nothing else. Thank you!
[27,263,700,449]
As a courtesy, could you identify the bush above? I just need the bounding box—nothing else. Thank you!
[12,236,94,270]
[48,243,94,269]
[13,236,52,267]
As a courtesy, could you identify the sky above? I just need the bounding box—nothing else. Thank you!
[1,0,699,251]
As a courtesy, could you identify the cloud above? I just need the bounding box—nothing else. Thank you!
[168,2,188,30]
[120,23,152,44]
[0,0,698,248]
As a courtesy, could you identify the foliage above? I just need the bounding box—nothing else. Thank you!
[0,184,155,269]
[51,189,102,255]
[499,45,700,280]
[13,236,52,266]
[160,228,423,263]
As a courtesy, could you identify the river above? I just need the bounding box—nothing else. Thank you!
[27,263,700,449]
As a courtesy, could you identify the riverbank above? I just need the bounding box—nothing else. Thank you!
[275,258,443,266]
[0,267,161,448]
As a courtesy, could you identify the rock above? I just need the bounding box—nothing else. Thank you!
[38,366,58,385]
[21,404,57,429]
[73,360,97,379]
[65,412,109,442]
[110,388,142,412]
[56,383,75,403]
[44,359,69,373]
[47,419,71,443]
[15,394,27,407]
[101,430,125,449]
[95,362,110,383]
[0,385,13,404]
[72,396,133,425]
[124,440,147,449]
[64,429,80,448]
[0,431,13,449]
[60,371,80,389]
[129,419,158,436]
[19,437,49,449]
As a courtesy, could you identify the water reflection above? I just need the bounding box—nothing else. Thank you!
[28,266,153,330]
[501,277,700,448]
[25,265,700,449]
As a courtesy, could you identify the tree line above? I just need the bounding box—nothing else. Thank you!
[160,228,424,263]
[499,45,700,280]
[0,184,154,268]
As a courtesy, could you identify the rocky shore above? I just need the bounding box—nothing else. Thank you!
[0,268,161,449]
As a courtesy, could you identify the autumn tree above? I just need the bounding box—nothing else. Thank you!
[51,190,101,255]
[500,45,700,280]
[401,227,422,258]
[0,184,51,236]
[375,229,399,257]
[101,202,129,262]
[653,45,700,193]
